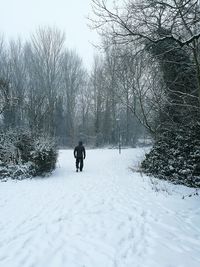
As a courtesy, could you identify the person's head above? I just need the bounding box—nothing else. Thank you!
[78,141,83,146]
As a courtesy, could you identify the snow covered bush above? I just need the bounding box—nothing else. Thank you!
[30,137,57,176]
[0,130,20,165]
[141,124,200,188]
[0,130,57,180]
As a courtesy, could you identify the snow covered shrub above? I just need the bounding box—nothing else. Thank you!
[30,137,57,176]
[8,162,35,180]
[0,161,9,180]
[0,130,20,164]
[0,162,35,181]
[15,132,34,163]
[141,124,200,188]
[0,130,57,180]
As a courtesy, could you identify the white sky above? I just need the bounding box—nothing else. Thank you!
[0,0,100,70]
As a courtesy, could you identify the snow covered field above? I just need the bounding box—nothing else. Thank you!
[0,148,200,267]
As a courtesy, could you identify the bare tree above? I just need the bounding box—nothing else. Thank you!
[7,39,27,126]
[91,0,200,132]
[90,55,106,146]
[0,79,10,117]
[29,26,65,134]
[61,50,86,145]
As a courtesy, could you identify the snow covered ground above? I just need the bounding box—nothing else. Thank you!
[0,148,200,267]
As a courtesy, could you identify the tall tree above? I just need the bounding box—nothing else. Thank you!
[91,0,200,131]
[30,26,65,135]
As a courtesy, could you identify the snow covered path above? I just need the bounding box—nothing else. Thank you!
[0,149,200,267]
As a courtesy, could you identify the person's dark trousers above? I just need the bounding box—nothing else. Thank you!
[76,158,83,171]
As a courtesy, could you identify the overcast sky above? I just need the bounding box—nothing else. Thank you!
[0,0,99,69]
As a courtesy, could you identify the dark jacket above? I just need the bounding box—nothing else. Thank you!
[74,144,86,159]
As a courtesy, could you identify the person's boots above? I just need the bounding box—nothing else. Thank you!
[76,168,78,172]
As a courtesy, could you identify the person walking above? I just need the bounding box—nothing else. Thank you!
[74,141,86,172]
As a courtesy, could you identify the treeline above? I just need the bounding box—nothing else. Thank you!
[90,0,200,187]
[0,26,144,148]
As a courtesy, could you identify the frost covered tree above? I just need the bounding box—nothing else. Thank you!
[89,49,145,147]
[61,50,86,145]
[30,26,65,135]
[91,0,200,128]
[0,24,147,151]
[91,0,200,186]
